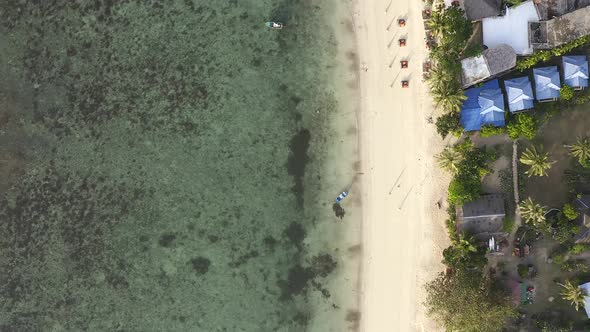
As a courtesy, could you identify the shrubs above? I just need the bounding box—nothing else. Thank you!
[447,140,496,205]
[516,35,590,70]
[570,243,590,255]
[435,112,463,139]
[562,203,579,221]
[507,113,539,140]
[503,217,515,233]
[560,85,575,101]
[480,125,506,138]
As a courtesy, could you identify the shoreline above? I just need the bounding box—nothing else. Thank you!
[352,0,449,331]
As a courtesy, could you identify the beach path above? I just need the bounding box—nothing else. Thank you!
[355,0,443,330]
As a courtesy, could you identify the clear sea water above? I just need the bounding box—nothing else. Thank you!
[0,0,360,331]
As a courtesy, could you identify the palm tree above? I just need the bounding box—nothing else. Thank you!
[431,83,467,113]
[569,137,590,167]
[435,146,462,174]
[426,9,446,39]
[518,197,546,228]
[453,233,477,256]
[559,280,586,312]
[519,145,555,177]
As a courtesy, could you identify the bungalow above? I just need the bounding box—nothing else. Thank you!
[456,194,507,240]
[562,55,589,90]
[461,44,517,88]
[534,0,590,21]
[579,282,590,318]
[464,0,502,21]
[504,76,535,112]
[533,66,561,102]
[482,0,540,55]
[460,79,506,131]
[573,195,590,243]
[530,6,590,50]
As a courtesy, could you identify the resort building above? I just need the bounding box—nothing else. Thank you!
[562,55,589,90]
[529,6,590,49]
[465,0,502,21]
[482,0,540,55]
[461,44,517,88]
[460,79,506,131]
[534,0,590,21]
[456,194,507,240]
[533,66,561,102]
[504,77,535,113]
[573,195,590,243]
[443,0,502,21]
[579,282,590,318]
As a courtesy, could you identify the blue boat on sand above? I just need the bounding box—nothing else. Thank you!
[335,191,348,203]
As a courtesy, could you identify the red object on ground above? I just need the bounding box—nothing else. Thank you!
[398,19,406,27]
[401,80,409,88]
[400,60,408,69]
[399,39,406,47]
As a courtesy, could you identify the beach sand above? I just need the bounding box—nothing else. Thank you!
[351,0,452,330]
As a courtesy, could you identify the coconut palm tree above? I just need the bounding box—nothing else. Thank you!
[559,280,586,312]
[431,83,467,113]
[426,9,446,39]
[518,197,546,228]
[435,146,462,174]
[519,145,555,177]
[569,137,590,167]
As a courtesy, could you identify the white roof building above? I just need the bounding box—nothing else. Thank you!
[483,1,540,55]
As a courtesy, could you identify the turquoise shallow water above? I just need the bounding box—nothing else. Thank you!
[0,0,355,331]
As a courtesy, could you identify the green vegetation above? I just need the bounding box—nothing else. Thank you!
[551,214,580,244]
[446,140,496,205]
[571,243,590,254]
[507,113,539,140]
[569,137,590,167]
[425,271,517,332]
[563,203,580,221]
[480,125,506,138]
[435,112,463,139]
[505,0,524,6]
[516,35,590,70]
[442,234,487,270]
[519,197,546,228]
[517,264,530,278]
[560,85,575,101]
[435,146,462,174]
[559,279,586,312]
[427,5,473,133]
[503,217,515,233]
[462,43,484,58]
[519,145,555,177]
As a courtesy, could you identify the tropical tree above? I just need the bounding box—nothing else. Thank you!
[442,233,486,270]
[519,197,546,228]
[558,280,586,312]
[519,145,555,177]
[431,82,466,113]
[426,7,447,38]
[569,137,590,167]
[435,146,462,174]
[426,270,517,332]
[435,112,463,139]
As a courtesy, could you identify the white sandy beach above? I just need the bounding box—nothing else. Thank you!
[352,0,451,331]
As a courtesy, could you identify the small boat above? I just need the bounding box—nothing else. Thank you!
[335,191,349,203]
[266,21,284,29]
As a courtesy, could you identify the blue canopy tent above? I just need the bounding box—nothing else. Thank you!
[504,76,534,113]
[460,79,506,131]
[562,55,589,89]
